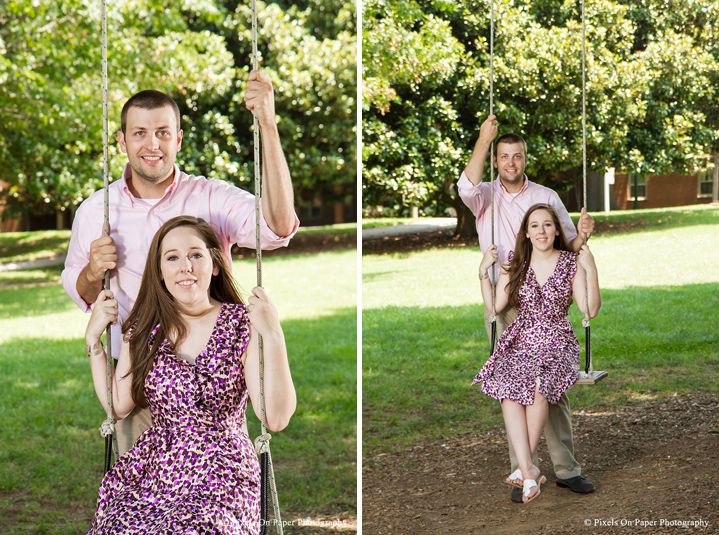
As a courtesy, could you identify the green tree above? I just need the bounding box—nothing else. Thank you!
[0,0,356,226]
[363,0,719,236]
[0,0,236,219]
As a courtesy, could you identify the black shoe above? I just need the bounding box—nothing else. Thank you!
[556,475,596,493]
[511,486,523,503]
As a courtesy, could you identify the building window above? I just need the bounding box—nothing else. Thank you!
[299,201,322,221]
[698,168,714,197]
[628,175,647,201]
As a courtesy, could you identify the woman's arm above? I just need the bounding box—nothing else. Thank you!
[572,245,601,318]
[243,287,296,432]
[85,290,136,419]
[479,245,510,314]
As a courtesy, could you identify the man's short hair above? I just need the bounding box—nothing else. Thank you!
[494,133,527,159]
[120,90,181,135]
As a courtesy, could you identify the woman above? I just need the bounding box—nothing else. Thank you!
[472,203,600,503]
[84,215,296,533]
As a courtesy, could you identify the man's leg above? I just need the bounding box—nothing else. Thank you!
[116,406,152,456]
[545,392,596,492]
[543,392,579,478]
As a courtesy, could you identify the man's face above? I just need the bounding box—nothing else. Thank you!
[118,105,182,187]
[494,141,526,188]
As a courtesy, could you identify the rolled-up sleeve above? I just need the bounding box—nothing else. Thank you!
[457,171,488,219]
[212,180,299,250]
[61,200,96,312]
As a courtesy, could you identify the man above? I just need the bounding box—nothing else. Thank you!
[62,70,299,455]
[458,114,596,503]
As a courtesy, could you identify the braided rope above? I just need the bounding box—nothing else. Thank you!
[250,1,283,532]
[101,0,119,460]
[488,0,497,323]
[581,0,587,226]
[580,0,593,372]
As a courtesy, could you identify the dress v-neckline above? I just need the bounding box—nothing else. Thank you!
[529,251,562,289]
[169,302,225,366]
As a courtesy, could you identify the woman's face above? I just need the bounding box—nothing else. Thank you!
[525,209,559,252]
[159,226,219,308]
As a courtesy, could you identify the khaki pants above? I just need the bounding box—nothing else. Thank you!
[484,307,581,479]
[116,406,152,456]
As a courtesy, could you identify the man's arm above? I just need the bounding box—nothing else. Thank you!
[61,199,118,311]
[463,115,498,186]
[245,69,296,237]
[260,123,295,236]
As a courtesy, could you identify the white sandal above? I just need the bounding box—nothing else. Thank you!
[504,468,524,488]
[522,475,547,503]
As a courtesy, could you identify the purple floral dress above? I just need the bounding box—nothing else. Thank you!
[472,250,580,405]
[88,302,261,534]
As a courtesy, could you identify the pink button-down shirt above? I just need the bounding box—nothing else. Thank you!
[62,164,299,354]
[457,171,577,279]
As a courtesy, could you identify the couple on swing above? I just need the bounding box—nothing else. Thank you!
[461,115,602,503]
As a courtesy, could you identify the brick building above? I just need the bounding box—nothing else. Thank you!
[558,156,719,212]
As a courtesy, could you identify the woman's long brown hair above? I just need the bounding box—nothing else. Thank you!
[121,216,244,408]
[505,204,573,309]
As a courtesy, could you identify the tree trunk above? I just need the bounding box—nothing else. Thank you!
[439,191,478,239]
[456,204,478,239]
[570,167,582,211]
[333,202,344,224]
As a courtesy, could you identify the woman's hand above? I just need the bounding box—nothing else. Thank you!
[246,287,282,338]
[479,244,499,278]
[85,289,118,345]
[577,244,597,274]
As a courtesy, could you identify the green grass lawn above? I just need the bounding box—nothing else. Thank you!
[297,222,357,235]
[0,248,357,534]
[362,204,719,454]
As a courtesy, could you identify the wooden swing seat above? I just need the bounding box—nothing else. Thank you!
[576,370,608,385]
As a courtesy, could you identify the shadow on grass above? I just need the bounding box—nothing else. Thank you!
[0,230,71,263]
[0,309,356,534]
[362,283,719,455]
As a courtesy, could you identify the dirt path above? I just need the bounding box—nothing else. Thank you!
[363,393,719,534]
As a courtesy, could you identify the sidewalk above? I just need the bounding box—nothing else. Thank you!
[0,254,66,272]
[362,218,457,240]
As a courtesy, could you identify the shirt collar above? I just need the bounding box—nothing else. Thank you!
[120,163,181,207]
[497,174,529,196]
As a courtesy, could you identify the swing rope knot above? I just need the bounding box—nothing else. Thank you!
[254,432,272,455]
[582,317,590,329]
[100,417,116,438]
[489,313,497,323]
